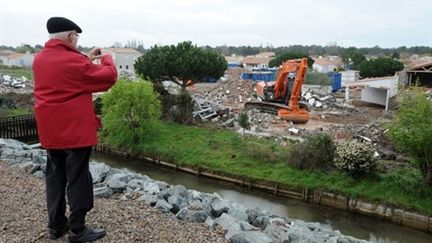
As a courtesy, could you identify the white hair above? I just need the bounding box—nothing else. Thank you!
[49,31,74,40]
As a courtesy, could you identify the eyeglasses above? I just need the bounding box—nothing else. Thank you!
[69,32,80,39]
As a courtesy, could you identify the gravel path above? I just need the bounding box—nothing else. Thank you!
[0,160,227,242]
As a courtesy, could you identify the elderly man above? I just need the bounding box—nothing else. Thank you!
[33,17,117,242]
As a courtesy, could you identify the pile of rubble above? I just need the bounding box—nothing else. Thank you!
[0,74,33,94]
[190,70,363,135]
[195,68,258,108]
[426,90,432,101]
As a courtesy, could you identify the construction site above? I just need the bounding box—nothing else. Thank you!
[184,64,419,170]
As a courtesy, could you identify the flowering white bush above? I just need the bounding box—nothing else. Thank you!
[335,141,377,177]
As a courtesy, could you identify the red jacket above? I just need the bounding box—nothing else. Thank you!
[33,39,117,149]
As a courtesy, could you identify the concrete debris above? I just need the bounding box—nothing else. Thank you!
[162,81,182,95]
[358,135,372,143]
[288,128,299,135]
[426,90,432,101]
[0,73,33,94]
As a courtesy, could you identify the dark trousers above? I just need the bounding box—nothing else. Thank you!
[46,147,94,232]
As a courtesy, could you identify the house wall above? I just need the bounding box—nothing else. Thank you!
[245,63,268,70]
[313,63,336,73]
[1,54,34,67]
[110,52,141,74]
[340,70,360,87]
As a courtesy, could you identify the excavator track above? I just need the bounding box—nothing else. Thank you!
[244,101,309,114]
[244,101,286,114]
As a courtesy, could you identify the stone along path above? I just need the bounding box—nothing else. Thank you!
[0,160,227,242]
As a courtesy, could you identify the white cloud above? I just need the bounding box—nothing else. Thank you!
[0,0,431,48]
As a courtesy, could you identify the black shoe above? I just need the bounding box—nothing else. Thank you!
[49,223,69,240]
[68,226,106,242]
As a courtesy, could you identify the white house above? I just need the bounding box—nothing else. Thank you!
[242,56,272,70]
[0,52,35,67]
[105,48,142,74]
[312,57,342,73]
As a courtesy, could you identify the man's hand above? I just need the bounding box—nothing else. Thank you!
[88,47,104,61]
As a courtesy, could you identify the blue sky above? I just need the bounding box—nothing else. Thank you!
[1,0,431,48]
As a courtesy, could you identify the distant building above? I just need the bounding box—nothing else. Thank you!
[0,52,35,67]
[255,52,276,58]
[405,61,432,87]
[0,50,14,64]
[105,48,142,74]
[225,55,244,68]
[242,56,272,70]
[312,57,342,73]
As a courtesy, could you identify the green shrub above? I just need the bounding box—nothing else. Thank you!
[171,89,193,124]
[387,86,432,187]
[382,169,432,197]
[288,133,336,170]
[304,71,332,86]
[242,140,288,164]
[237,111,250,134]
[335,141,377,177]
[101,78,161,147]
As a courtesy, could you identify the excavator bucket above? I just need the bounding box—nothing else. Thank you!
[278,108,309,123]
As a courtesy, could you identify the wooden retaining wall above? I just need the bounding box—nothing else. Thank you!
[94,143,432,234]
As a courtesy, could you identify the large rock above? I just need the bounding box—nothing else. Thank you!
[90,162,111,183]
[155,181,169,190]
[158,187,173,201]
[127,179,146,191]
[19,161,40,174]
[336,235,370,243]
[155,199,173,213]
[142,181,160,195]
[211,197,231,217]
[167,191,191,214]
[33,170,45,179]
[263,218,291,241]
[93,186,113,198]
[0,139,31,151]
[230,231,273,243]
[172,185,189,198]
[178,201,208,222]
[31,149,46,164]
[228,202,248,222]
[105,173,130,192]
[214,213,242,240]
[1,147,17,161]
[252,216,270,229]
[138,194,158,206]
[246,208,265,224]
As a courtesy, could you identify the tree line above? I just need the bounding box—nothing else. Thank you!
[2,43,431,57]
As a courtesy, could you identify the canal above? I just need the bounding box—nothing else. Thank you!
[92,152,432,243]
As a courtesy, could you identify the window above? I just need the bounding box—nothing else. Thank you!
[119,65,122,69]
[126,65,129,70]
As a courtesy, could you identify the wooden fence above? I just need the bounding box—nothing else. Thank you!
[0,114,38,142]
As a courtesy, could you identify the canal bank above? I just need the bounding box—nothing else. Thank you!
[1,139,370,242]
[93,145,432,242]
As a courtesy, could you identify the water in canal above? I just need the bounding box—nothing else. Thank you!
[92,152,432,243]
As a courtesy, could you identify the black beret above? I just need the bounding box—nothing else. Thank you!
[46,17,82,34]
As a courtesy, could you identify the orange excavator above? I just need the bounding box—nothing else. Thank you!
[244,58,309,123]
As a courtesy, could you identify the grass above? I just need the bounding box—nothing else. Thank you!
[0,67,33,80]
[0,108,33,118]
[102,121,432,215]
